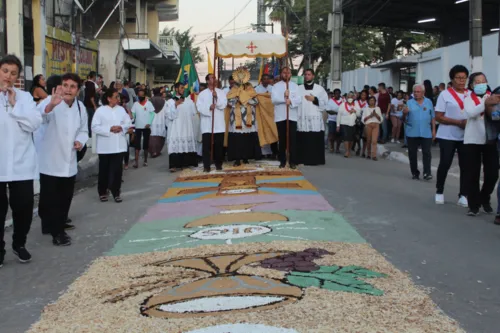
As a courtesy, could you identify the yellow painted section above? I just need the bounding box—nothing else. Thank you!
[6,0,23,57]
[32,0,43,75]
[46,26,73,44]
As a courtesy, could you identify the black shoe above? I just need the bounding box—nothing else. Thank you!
[12,245,32,263]
[494,214,500,225]
[289,164,297,170]
[412,174,420,180]
[242,159,249,164]
[53,233,71,246]
[401,144,408,148]
[66,218,72,224]
[279,163,286,169]
[215,165,223,171]
[423,174,433,181]
[203,167,211,173]
[0,249,5,268]
[467,209,479,217]
[42,229,50,235]
[64,223,75,230]
[233,160,241,167]
[482,203,494,214]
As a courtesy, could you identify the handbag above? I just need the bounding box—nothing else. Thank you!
[76,101,87,162]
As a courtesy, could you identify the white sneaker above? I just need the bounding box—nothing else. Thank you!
[457,196,468,208]
[396,140,401,144]
[435,194,444,204]
[391,139,395,143]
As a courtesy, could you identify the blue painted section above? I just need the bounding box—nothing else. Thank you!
[158,192,218,203]
[262,188,319,195]
[256,176,305,184]
[170,182,219,188]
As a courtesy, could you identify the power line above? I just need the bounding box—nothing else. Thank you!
[217,0,254,33]
[194,26,252,46]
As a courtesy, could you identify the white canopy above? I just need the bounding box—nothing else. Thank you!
[216,32,287,59]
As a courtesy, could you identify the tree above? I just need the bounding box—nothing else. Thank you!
[161,27,203,63]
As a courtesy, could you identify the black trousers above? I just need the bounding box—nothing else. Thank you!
[134,128,151,150]
[98,153,123,197]
[276,120,298,165]
[407,137,432,176]
[202,133,224,170]
[39,177,74,233]
[0,180,34,250]
[436,139,466,196]
[86,107,95,138]
[123,142,130,165]
[463,143,499,211]
[39,174,76,237]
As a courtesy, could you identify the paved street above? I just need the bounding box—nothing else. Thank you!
[1,150,499,332]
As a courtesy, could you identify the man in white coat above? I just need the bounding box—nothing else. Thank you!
[271,67,302,169]
[166,82,199,172]
[38,73,88,247]
[196,73,227,172]
[0,55,42,266]
[297,69,328,165]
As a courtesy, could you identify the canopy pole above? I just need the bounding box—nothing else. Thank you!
[211,33,217,163]
[285,31,290,166]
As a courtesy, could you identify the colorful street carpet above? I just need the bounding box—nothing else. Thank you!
[28,162,464,333]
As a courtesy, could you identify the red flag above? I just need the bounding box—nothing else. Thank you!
[264,64,270,74]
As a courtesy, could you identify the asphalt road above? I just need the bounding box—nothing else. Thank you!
[1,150,499,333]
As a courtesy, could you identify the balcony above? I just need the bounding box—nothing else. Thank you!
[158,35,180,62]
[146,0,179,22]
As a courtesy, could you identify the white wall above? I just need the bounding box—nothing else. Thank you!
[342,32,500,92]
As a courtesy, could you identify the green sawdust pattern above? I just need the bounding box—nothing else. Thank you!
[286,265,387,296]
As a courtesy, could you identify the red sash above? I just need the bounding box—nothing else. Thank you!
[332,98,342,106]
[447,87,467,110]
[470,91,490,116]
[345,102,355,113]
[357,100,367,109]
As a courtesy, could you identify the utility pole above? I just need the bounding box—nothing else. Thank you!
[305,0,311,69]
[116,0,125,80]
[329,0,342,90]
[257,0,265,71]
[469,0,482,72]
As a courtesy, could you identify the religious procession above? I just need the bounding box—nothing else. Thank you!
[3,0,500,332]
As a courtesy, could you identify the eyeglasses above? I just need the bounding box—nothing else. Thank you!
[454,76,468,81]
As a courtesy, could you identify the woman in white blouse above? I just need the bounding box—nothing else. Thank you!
[91,88,131,203]
[362,96,382,160]
[463,72,498,216]
[336,92,360,158]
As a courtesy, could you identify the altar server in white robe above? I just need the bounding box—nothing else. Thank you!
[297,69,328,165]
[38,73,88,247]
[166,82,199,172]
[0,55,42,265]
[92,88,131,203]
[271,67,302,169]
[196,73,227,172]
[255,74,276,157]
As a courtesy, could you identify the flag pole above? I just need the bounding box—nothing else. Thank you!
[211,33,217,162]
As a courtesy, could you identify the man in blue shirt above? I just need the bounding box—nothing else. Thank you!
[403,83,436,180]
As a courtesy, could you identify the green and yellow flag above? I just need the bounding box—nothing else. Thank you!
[176,50,199,100]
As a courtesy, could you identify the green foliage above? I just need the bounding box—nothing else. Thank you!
[265,0,440,78]
[286,265,387,296]
[161,27,203,64]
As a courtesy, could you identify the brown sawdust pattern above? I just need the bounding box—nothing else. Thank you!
[27,241,465,333]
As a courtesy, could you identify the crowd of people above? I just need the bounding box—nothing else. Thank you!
[2,51,500,267]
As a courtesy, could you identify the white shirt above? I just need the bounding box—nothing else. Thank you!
[255,84,273,94]
[38,98,89,177]
[0,88,41,182]
[91,105,131,154]
[463,93,490,145]
[390,98,404,117]
[271,81,302,122]
[337,102,360,127]
[326,98,343,122]
[436,88,467,141]
[196,87,227,134]
[362,107,383,125]
[132,100,155,129]
[297,83,328,132]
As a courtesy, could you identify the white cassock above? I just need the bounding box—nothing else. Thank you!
[255,84,274,155]
[38,98,89,177]
[271,81,301,122]
[297,83,328,132]
[151,104,167,138]
[0,88,42,182]
[166,97,198,154]
[196,88,227,134]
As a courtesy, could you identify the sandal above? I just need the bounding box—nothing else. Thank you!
[114,196,123,203]
[124,164,129,170]
[143,162,148,167]
[169,168,176,173]
[133,164,138,169]
[99,196,108,202]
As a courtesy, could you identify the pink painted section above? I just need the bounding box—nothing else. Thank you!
[139,194,334,222]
